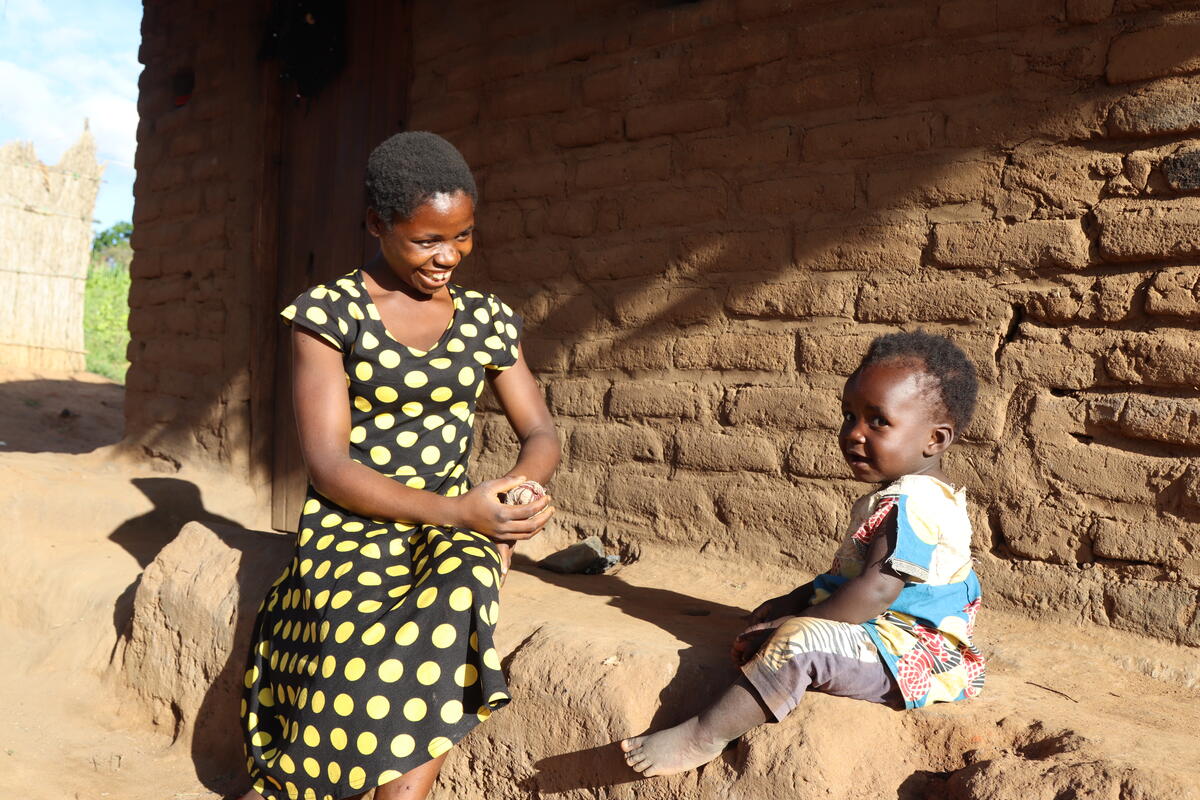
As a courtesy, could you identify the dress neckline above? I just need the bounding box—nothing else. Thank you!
[355,268,459,355]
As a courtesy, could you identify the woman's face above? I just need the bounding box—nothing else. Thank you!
[369,190,475,296]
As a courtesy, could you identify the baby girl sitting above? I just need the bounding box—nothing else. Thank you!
[621,331,986,777]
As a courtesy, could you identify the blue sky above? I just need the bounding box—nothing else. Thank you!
[0,0,142,232]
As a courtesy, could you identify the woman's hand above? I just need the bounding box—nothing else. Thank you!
[451,474,554,542]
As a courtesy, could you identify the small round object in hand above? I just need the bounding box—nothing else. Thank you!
[505,480,546,506]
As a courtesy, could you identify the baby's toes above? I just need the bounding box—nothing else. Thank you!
[619,736,643,754]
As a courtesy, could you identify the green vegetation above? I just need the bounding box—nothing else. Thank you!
[84,221,133,382]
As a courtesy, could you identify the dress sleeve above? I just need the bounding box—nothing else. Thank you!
[280,285,349,352]
[881,491,939,583]
[482,294,523,371]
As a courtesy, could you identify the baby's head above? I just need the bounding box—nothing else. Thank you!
[839,331,978,484]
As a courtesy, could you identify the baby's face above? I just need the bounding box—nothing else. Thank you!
[839,362,945,483]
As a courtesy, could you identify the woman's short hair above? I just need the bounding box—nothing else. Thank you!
[365,131,477,226]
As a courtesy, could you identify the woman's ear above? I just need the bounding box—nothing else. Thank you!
[925,423,955,457]
[365,208,385,238]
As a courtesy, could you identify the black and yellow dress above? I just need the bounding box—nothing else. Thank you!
[241,269,521,800]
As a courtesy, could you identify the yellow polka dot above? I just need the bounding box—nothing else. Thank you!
[333,560,354,578]
[378,769,403,784]
[251,730,272,747]
[404,370,428,388]
[416,661,441,685]
[448,586,472,611]
[431,624,457,649]
[403,697,427,721]
[329,727,347,750]
[370,445,391,465]
[455,664,479,687]
[344,658,366,681]
[378,659,404,682]
[360,542,381,559]
[353,395,372,412]
[472,565,495,587]
[321,655,337,678]
[462,546,485,558]
[278,753,295,773]
[395,621,419,645]
[303,498,320,514]
[441,425,456,443]
[333,693,354,716]
[375,412,396,430]
[331,589,352,608]
[358,571,382,586]
[484,334,504,349]
[430,386,453,402]
[446,338,465,353]
[437,556,463,575]
[378,349,400,369]
[429,736,453,758]
[477,704,491,721]
[303,757,320,778]
[310,691,326,713]
[361,622,386,645]
[423,414,445,430]
[483,647,502,670]
[349,426,367,444]
[335,540,357,552]
[334,621,355,643]
[327,762,341,783]
[354,362,373,381]
[441,700,464,724]
[430,357,453,369]
[394,430,418,448]
[305,306,328,325]
[257,687,274,707]
[506,322,518,338]
[297,527,313,546]
[417,586,438,608]
[357,731,378,755]
[361,331,379,349]
[348,766,366,790]
[402,401,423,417]
[391,734,415,758]
[421,445,440,465]
[473,350,491,366]
[458,366,475,385]
[376,385,399,403]
[366,695,391,719]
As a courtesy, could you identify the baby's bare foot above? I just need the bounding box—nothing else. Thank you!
[620,718,727,777]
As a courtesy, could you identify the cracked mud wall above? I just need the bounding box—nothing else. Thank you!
[127,0,1200,645]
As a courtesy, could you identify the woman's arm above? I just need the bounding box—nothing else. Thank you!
[486,344,561,486]
[799,512,904,624]
[292,327,548,540]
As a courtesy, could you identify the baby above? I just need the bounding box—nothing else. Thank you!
[621,331,986,777]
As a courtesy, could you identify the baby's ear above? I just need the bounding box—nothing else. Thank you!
[925,422,955,456]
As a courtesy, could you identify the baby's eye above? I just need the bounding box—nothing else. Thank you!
[842,411,854,423]
[870,415,889,427]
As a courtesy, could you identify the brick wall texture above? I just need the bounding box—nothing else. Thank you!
[130,0,1200,645]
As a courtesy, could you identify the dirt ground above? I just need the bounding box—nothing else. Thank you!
[2,368,1198,800]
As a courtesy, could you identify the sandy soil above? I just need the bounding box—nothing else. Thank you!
[2,368,1198,800]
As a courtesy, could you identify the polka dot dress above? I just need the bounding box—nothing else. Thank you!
[241,270,522,800]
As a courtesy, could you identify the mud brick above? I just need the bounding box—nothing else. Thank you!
[546,200,597,238]
[804,113,937,161]
[688,28,789,75]
[727,386,842,430]
[682,128,792,170]
[675,333,794,371]
[574,239,671,281]
[678,229,791,275]
[674,430,780,473]
[797,223,926,272]
[856,278,1008,323]
[1162,149,1200,191]
[1105,333,1200,389]
[407,92,479,131]
[575,145,671,190]
[784,431,848,478]
[609,380,703,419]
[796,332,875,375]
[551,111,622,148]
[486,74,574,119]
[739,173,855,216]
[873,50,1013,104]
[1066,0,1115,23]
[1107,21,1200,84]
[1145,267,1200,318]
[1095,198,1200,262]
[727,277,857,318]
[629,1,736,47]
[744,70,862,119]
[609,285,723,327]
[603,474,718,527]
[930,219,1091,270]
[626,99,728,140]
[620,185,727,229]
[570,423,664,463]
[1106,77,1200,137]
[795,6,927,56]
[484,160,567,200]
[1088,394,1200,446]
[572,336,674,371]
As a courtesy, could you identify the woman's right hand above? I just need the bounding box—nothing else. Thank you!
[451,475,554,542]
[745,583,815,624]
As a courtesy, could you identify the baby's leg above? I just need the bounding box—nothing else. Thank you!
[621,617,899,778]
[620,675,769,777]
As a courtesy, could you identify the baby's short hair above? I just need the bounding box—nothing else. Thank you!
[857,330,979,431]
[365,131,478,226]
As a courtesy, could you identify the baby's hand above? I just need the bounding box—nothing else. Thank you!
[730,619,785,666]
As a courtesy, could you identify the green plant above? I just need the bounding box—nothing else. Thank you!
[84,222,132,382]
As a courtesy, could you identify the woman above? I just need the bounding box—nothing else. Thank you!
[239,132,560,800]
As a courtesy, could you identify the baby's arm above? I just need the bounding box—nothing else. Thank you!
[745,582,816,624]
[800,510,903,624]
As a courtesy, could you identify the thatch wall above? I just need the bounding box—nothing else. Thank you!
[0,130,103,371]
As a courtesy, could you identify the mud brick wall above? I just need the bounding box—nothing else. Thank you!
[126,0,274,488]
[407,0,1200,645]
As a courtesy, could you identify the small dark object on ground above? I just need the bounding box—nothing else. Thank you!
[537,535,619,575]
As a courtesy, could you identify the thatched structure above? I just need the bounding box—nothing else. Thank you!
[0,128,103,370]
